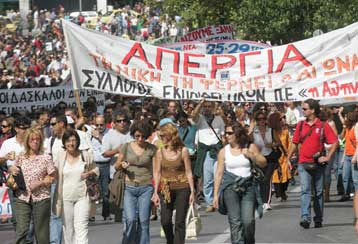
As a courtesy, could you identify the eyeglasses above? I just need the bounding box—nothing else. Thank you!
[116,119,127,124]
[1,125,9,128]
[225,131,234,136]
[96,124,104,127]
[50,122,57,126]
[257,117,266,121]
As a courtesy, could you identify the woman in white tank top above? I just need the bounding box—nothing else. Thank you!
[213,123,266,244]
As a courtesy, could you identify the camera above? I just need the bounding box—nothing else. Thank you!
[313,151,327,165]
[312,152,321,160]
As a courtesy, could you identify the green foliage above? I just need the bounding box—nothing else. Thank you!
[145,0,358,44]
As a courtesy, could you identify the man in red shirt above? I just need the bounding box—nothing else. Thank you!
[287,99,338,229]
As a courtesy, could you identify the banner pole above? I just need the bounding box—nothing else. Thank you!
[74,90,84,118]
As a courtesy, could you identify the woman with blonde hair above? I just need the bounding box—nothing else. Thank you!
[152,122,195,244]
[8,127,57,244]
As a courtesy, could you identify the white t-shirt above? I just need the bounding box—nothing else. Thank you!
[0,137,25,166]
[102,129,133,178]
[62,159,86,201]
[195,115,225,146]
[252,126,273,156]
[224,145,251,177]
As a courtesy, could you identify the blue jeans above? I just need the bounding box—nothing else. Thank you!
[343,155,353,195]
[203,152,216,206]
[96,163,110,218]
[324,151,336,188]
[351,164,358,191]
[224,185,256,244]
[298,163,324,223]
[122,184,153,244]
[50,183,62,244]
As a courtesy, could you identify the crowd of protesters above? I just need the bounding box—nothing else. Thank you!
[0,2,189,90]
[1,96,358,243]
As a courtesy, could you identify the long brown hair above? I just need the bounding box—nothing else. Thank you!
[160,123,184,151]
[345,111,358,129]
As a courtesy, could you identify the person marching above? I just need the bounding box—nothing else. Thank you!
[287,99,338,229]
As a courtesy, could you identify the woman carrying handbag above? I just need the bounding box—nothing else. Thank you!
[52,129,99,244]
[152,122,196,244]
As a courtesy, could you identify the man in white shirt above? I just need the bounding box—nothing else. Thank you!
[0,116,30,227]
[192,100,225,212]
[102,110,133,222]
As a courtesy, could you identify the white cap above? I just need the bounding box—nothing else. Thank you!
[66,115,75,124]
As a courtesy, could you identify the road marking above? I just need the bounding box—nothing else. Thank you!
[288,185,301,193]
[206,227,230,244]
[205,184,302,243]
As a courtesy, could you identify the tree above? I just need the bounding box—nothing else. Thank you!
[145,0,358,44]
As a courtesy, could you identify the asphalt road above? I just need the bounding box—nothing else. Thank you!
[1,178,357,244]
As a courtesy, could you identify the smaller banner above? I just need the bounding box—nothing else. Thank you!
[160,40,270,54]
[180,24,234,42]
[0,185,11,219]
[0,86,105,114]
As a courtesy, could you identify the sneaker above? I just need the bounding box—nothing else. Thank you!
[300,219,310,229]
[314,221,322,228]
[339,195,350,202]
[205,206,215,213]
[263,203,272,211]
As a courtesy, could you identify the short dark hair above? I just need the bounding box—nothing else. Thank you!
[113,109,130,122]
[304,99,320,117]
[14,116,31,128]
[55,114,68,127]
[62,129,80,150]
[130,119,153,139]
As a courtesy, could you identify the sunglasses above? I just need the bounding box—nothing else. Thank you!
[225,131,234,136]
[50,122,57,126]
[260,107,266,111]
[96,124,104,127]
[116,119,127,124]
[1,125,9,128]
[302,108,309,111]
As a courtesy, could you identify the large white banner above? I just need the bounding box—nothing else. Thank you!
[63,20,358,102]
[0,86,105,114]
[160,40,270,54]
